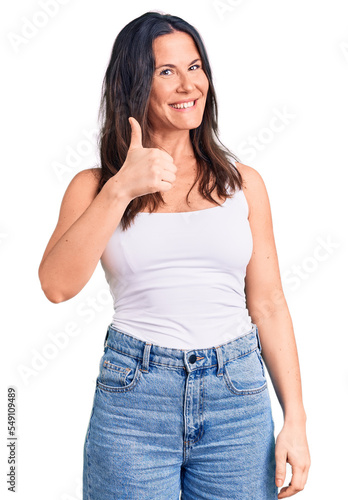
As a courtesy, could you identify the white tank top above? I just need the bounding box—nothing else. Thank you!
[100,184,254,349]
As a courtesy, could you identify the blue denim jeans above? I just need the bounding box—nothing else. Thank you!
[83,323,278,499]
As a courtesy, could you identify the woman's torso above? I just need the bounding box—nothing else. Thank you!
[98,161,254,349]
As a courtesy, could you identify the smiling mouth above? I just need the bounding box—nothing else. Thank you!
[169,99,197,110]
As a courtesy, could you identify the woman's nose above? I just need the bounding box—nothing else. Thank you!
[177,73,195,92]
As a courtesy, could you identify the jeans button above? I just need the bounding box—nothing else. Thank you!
[188,354,197,364]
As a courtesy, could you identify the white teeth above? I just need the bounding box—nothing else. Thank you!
[170,100,195,109]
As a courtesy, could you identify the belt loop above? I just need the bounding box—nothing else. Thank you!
[141,343,152,373]
[255,325,262,353]
[214,346,224,377]
[104,326,110,349]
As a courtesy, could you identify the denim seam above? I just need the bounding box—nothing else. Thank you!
[85,387,96,500]
[255,349,266,377]
[105,343,258,369]
[103,360,130,373]
[105,343,140,360]
[223,373,268,396]
[97,363,143,393]
[222,348,268,395]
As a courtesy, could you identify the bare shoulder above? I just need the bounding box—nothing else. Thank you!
[235,161,270,219]
[62,166,104,215]
[67,167,102,200]
[72,167,102,187]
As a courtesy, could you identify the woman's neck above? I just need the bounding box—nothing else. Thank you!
[149,128,195,165]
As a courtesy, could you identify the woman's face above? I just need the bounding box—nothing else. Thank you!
[147,31,210,134]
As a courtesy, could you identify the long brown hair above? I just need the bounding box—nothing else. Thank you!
[96,11,243,230]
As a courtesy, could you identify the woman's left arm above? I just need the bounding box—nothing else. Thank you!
[237,162,311,499]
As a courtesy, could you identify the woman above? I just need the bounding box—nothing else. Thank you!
[38,11,310,500]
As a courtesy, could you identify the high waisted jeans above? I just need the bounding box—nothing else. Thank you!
[83,323,278,499]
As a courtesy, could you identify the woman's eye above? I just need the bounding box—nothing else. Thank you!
[159,64,201,76]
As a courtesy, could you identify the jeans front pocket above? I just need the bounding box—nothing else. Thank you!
[223,347,267,396]
[96,345,143,393]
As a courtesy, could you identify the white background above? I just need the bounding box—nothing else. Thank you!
[1,0,347,498]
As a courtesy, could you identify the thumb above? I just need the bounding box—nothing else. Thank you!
[128,117,143,150]
[275,453,287,487]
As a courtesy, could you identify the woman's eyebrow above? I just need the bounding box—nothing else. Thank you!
[155,58,201,69]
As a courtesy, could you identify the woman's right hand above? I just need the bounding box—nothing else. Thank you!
[110,117,177,202]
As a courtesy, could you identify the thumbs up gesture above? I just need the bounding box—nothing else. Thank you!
[128,117,145,152]
[114,117,177,202]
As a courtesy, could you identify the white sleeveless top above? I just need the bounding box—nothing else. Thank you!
[100,184,254,349]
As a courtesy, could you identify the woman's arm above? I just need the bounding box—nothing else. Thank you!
[39,118,177,304]
[237,162,311,498]
[38,168,131,303]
